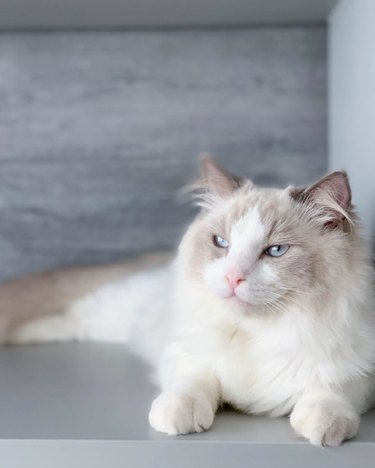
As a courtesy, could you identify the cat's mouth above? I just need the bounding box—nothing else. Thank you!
[224,286,284,308]
[223,288,263,304]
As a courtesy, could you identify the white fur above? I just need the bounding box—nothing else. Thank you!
[203,204,280,305]
[149,244,375,446]
[12,265,173,367]
[11,181,375,447]
[230,206,265,261]
[290,391,360,446]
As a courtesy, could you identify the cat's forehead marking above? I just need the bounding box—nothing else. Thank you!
[230,205,266,252]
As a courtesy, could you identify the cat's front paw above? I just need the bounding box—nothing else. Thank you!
[290,396,359,447]
[149,390,215,435]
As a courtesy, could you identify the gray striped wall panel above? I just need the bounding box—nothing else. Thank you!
[0,28,326,281]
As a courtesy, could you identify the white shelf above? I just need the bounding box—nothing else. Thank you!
[0,344,374,467]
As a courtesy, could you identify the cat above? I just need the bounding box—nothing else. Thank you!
[2,156,375,447]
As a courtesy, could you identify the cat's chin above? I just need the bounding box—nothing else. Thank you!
[222,296,269,318]
[217,290,245,303]
[220,291,260,309]
[209,287,279,311]
[220,291,284,315]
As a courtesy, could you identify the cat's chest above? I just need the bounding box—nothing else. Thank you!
[211,325,315,415]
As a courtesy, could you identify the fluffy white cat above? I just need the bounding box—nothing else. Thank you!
[3,157,375,446]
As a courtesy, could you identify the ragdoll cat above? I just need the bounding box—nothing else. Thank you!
[2,157,375,447]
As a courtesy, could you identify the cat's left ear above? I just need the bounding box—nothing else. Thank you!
[291,171,353,229]
[200,156,246,198]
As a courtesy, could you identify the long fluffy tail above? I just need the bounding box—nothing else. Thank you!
[0,252,171,343]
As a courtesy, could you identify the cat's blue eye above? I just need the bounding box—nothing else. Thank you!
[213,235,229,249]
[265,245,289,257]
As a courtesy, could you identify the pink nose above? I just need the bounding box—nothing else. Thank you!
[226,271,246,290]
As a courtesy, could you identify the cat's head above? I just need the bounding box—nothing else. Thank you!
[179,157,357,314]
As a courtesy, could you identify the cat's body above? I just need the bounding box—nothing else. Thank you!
[3,158,375,446]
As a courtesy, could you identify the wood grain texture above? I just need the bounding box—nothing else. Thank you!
[0,29,327,281]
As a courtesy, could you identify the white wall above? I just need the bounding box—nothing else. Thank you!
[329,0,375,240]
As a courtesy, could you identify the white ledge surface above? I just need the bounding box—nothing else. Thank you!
[0,344,374,468]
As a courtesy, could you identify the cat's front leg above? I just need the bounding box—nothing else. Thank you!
[290,390,360,446]
[149,372,220,435]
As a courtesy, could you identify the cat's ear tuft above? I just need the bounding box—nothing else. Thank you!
[200,155,245,198]
[291,171,354,230]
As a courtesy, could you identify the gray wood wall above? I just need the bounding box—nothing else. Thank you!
[0,28,327,281]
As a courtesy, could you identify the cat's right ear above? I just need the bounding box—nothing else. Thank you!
[181,156,249,210]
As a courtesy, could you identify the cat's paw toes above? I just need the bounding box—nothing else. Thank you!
[290,398,359,447]
[149,391,215,435]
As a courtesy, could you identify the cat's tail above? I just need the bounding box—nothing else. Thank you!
[0,252,172,345]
